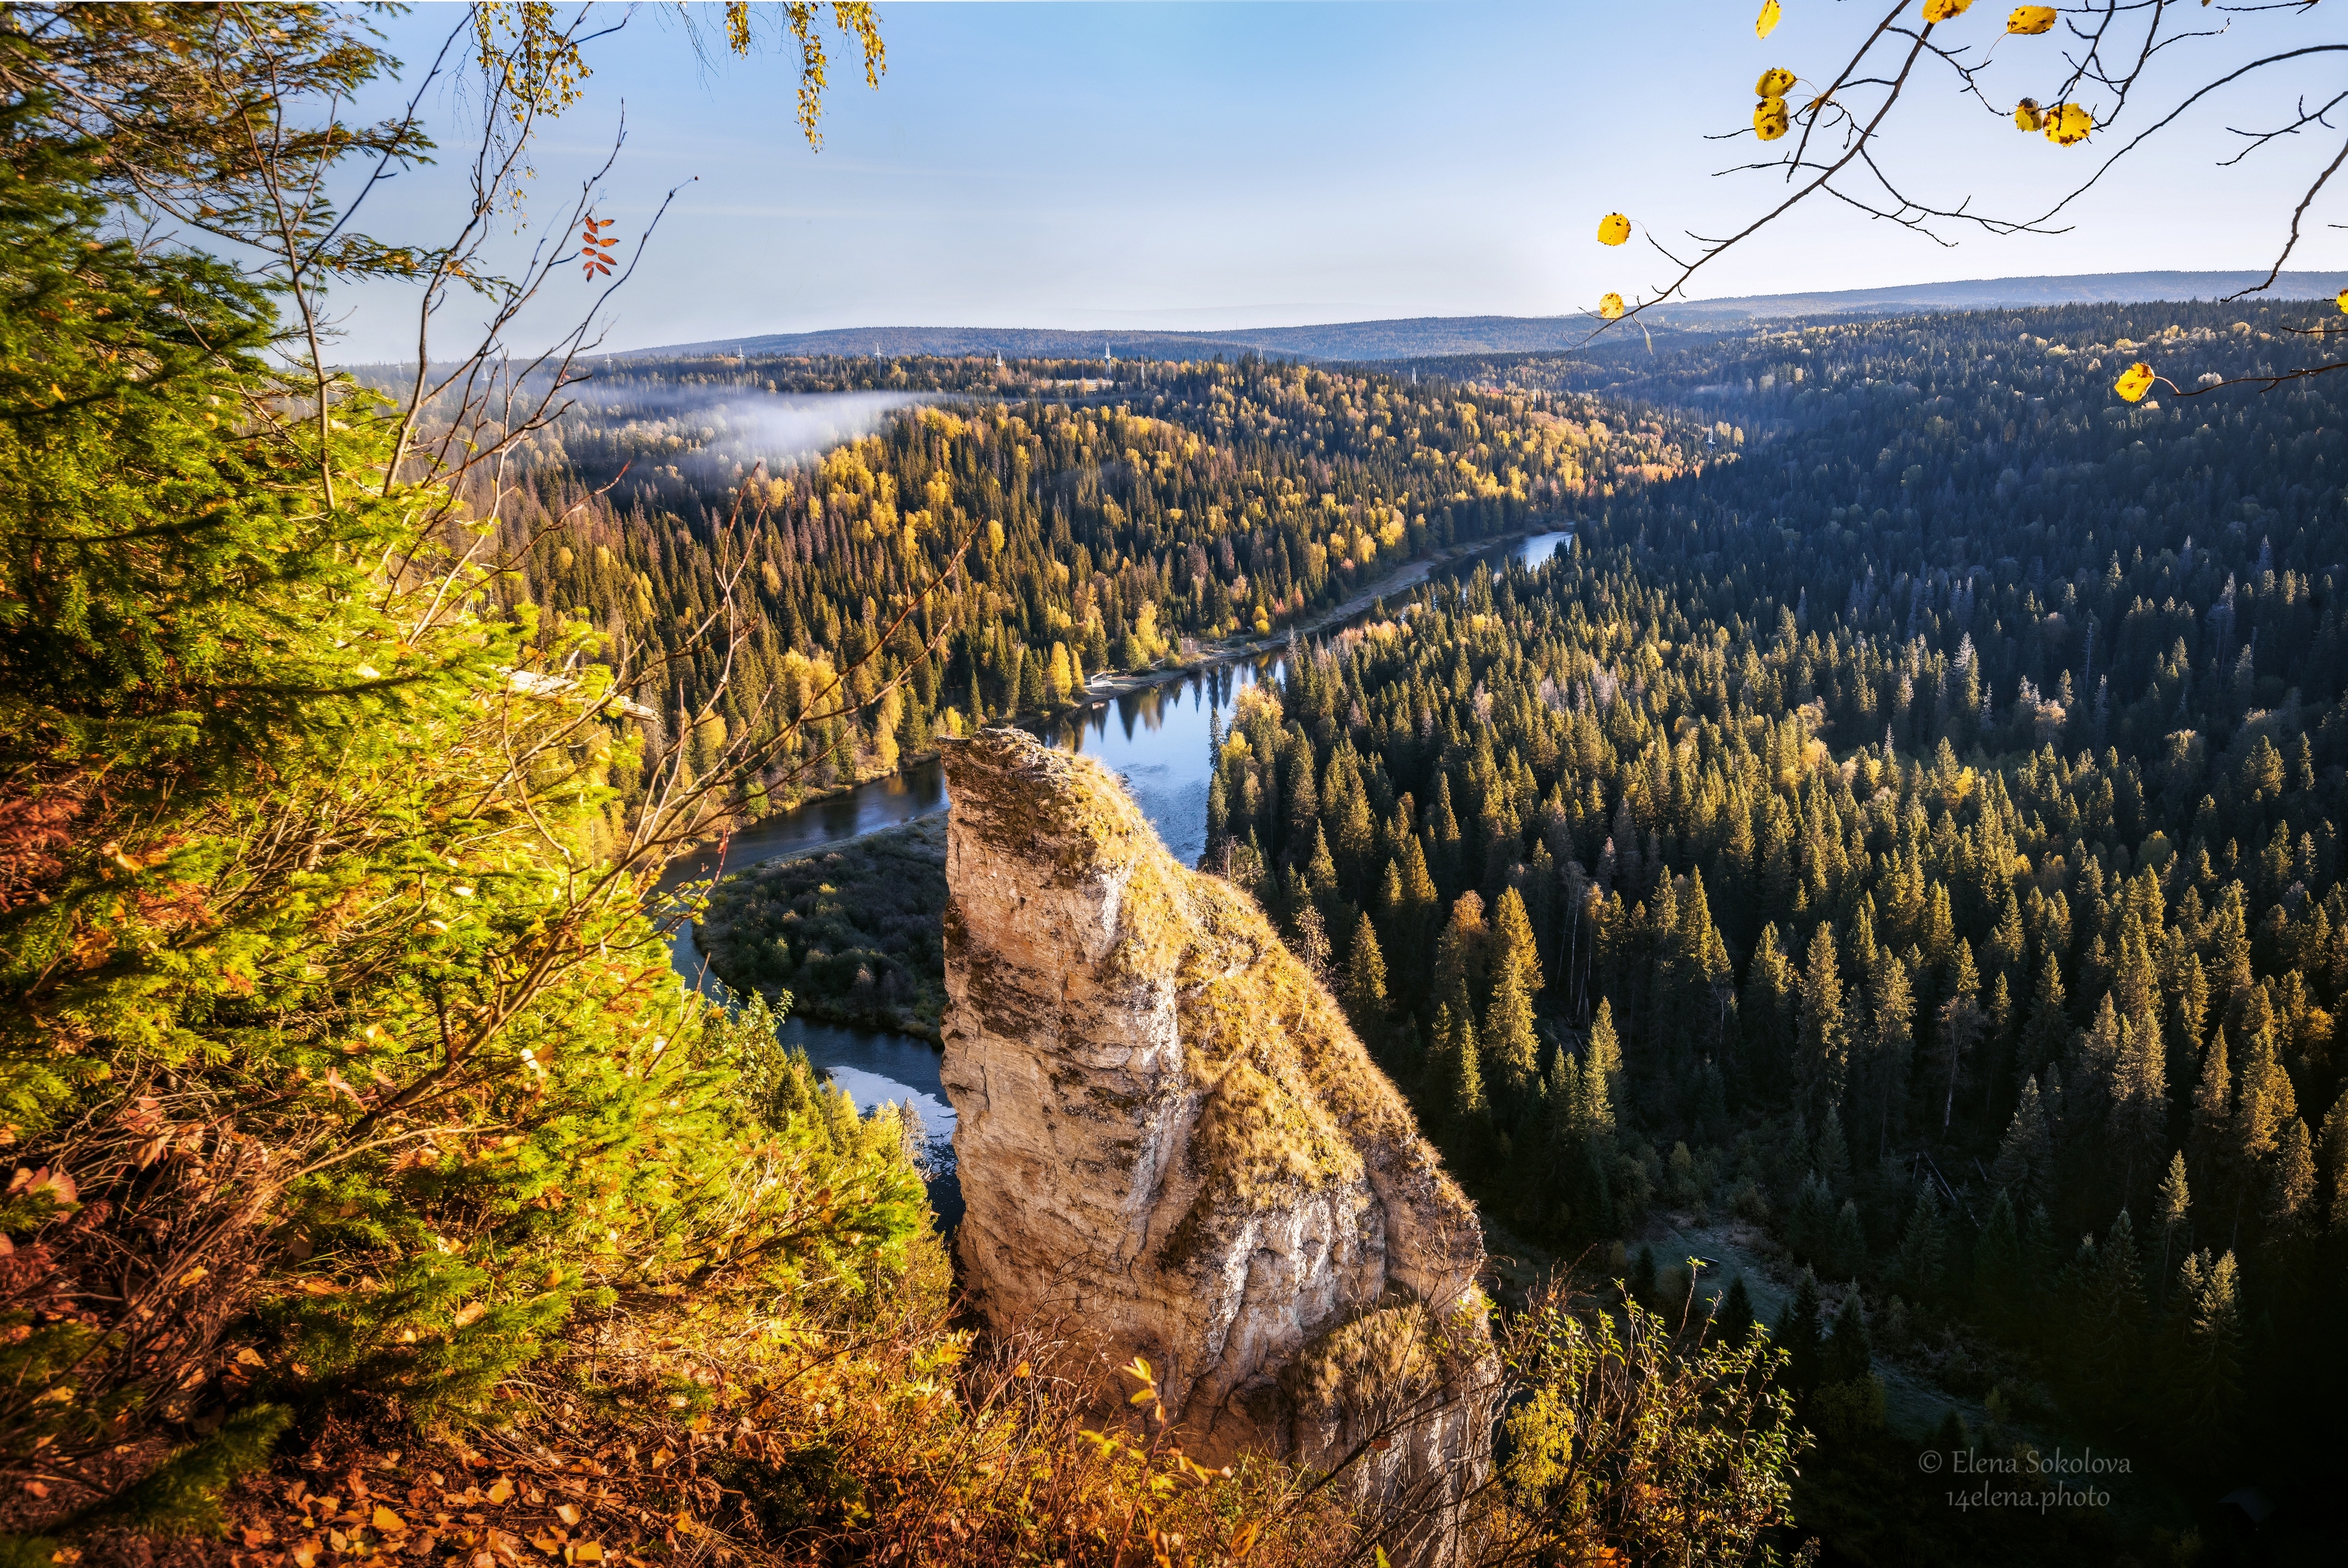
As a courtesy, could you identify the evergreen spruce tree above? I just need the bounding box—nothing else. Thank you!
[1433,890,1489,1017]
[2076,1209,2149,1420]
[1777,1268,1825,1394]
[2020,951,2072,1076]
[1742,921,1799,1093]
[1630,1243,1659,1306]
[1426,1001,1458,1099]
[2170,1249,2244,1444]
[1992,1074,2056,1211]
[1492,884,1545,995]
[2023,1201,2062,1317]
[2319,1088,2348,1233]
[1790,1171,1835,1268]
[1815,1105,1854,1196]
[1544,1043,1585,1143]
[1824,1287,1874,1387]
[1829,1200,1868,1280]
[1858,953,1915,1164]
[1585,998,1625,1114]
[2190,1025,2234,1196]
[1485,946,1542,1102]
[2267,1115,2316,1239]
[1897,1184,1949,1304]
[1797,923,1851,1121]
[1444,1005,1491,1159]
[1344,910,1389,1031]
[1972,1189,2025,1331]
[2109,1011,2171,1205]
[2155,1150,2192,1286]
[1713,1275,1757,1347]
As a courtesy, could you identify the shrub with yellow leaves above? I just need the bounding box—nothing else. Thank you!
[1477,1276,1805,1565]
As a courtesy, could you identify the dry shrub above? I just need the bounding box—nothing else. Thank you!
[194,1261,1358,1568]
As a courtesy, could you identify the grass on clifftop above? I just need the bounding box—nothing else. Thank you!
[697,818,951,1040]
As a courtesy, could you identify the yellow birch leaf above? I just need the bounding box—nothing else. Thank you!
[371,1506,406,1533]
[1923,0,1972,20]
[1756,67,1796,98]
[2337,288,2348,314]
[1597,213,1632,245]
[1599,293,1626,321]
[486,1479,514,1505]
[2008,5,2058,34]
[1755,99,1791,141]
[2113,361,2156,402]
[1756,0,1781,39]
[2013,98,2043,131]
[2044,101,2093,145]
[556,1504,581,1526]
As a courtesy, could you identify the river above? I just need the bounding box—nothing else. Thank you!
[657,530,1574,1209]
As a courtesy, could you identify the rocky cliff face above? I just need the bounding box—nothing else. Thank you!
[940,729,1491,1553]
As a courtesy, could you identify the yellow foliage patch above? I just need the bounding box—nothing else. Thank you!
[2044,101,2093,145]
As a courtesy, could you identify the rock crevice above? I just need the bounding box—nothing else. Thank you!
[941,730,1491,1548]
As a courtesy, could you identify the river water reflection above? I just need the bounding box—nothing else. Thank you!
[658,530,1572,1213]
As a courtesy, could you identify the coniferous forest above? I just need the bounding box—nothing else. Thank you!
[5,5,2345,1566]
[1195,296,2348,1563]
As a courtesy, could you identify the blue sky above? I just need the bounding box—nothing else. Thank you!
[329,1,2348,360]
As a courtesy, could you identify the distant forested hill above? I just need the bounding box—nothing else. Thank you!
[629,271,2348,363]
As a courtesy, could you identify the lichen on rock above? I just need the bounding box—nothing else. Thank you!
[940,728,1492,1553]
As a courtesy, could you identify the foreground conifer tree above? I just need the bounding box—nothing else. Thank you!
[0,3,938,1549]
